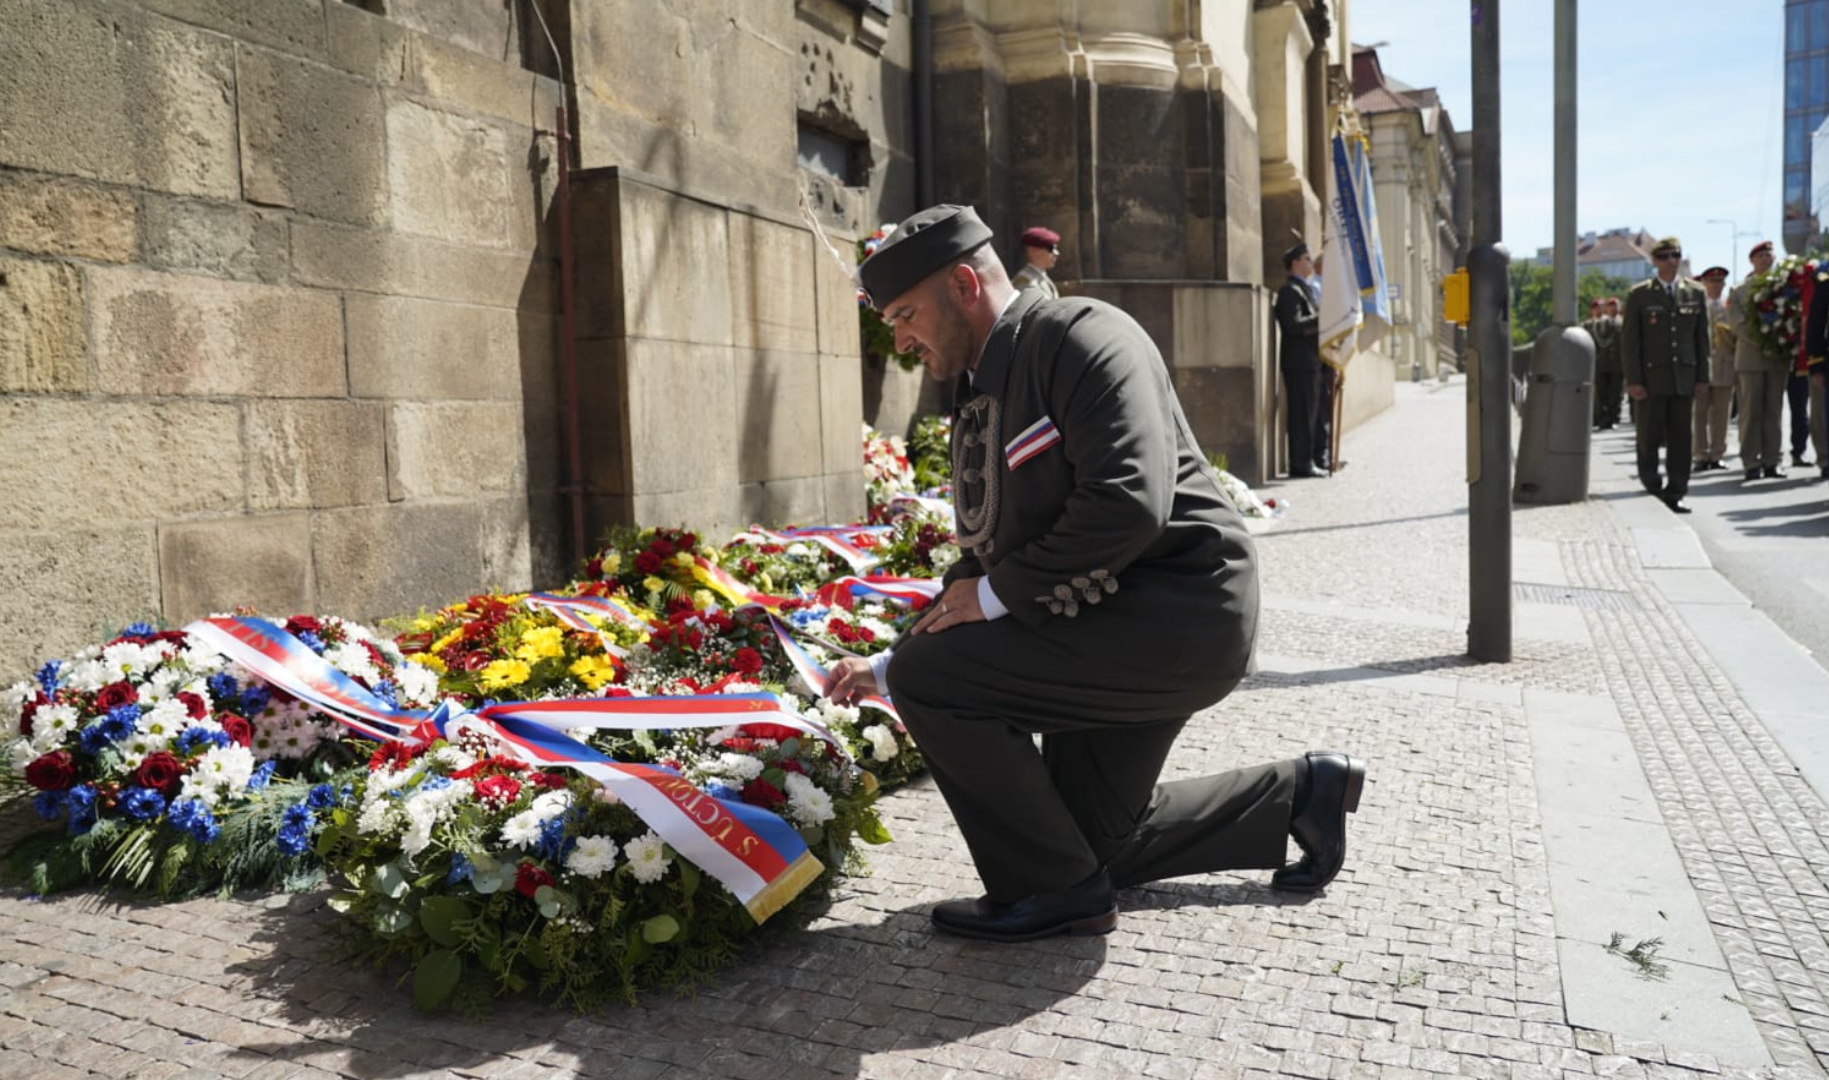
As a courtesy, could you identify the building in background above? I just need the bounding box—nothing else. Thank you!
[1785,0,1829,253]
[1531,228,1674,282]
[1351,44,1468,379]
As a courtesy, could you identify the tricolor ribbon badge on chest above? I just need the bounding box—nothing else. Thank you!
[1005,415,1062,470]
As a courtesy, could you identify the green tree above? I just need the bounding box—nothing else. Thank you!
[1509,263,1635,345]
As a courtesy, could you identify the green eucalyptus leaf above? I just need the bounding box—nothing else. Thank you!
[374,905,412,935]
[418,896,471,948]
[855,813,894,845]
[778,737,801,759]
[412,949,462,1011]
[641,914,680,944]
[470,867,504,894]
[678,859,700,901]
[372,862,409,899]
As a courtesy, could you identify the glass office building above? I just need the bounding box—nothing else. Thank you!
[1786,0,1829,252]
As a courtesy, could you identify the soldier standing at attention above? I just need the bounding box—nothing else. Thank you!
[1622,236,1711,513]
[1585,297,1625,429]
[1012,226,1061,299]
[1729,240,1791,480]
[824,205,1366,942]
[1274,242,1324,478]
[1693,266,1735,471]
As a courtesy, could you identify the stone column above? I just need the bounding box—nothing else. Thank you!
[1254,1,1321,283]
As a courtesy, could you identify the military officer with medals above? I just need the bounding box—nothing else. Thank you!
[1623,236,1711,513]
[1584,297,1625,429]
[824,205,1366,942]
[1729,240,1791,480]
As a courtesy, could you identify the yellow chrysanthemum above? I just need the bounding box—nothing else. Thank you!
[569,654,617,691]
[417,653,448,674]
[692,589,717,610]
[428,628,464,655]
[478,658,532,691]
[599,552,622,575]
[514,625,566,662]
[643,575,666,594]
[672,551,693,567]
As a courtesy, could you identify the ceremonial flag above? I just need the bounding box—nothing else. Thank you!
[1320,132,1392,365]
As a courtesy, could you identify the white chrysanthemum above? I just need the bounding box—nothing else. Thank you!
[9,738,37,772]
[624,832,671,884]
[566,835,618,879]
[398,780,472,857]
[816,699,860,728]
[135,698,189,742]
[177,644,228,675]
[355,766,417,835]
[710,752,764,781]
[357,796,396,836]
[30,704,81,753]
[431,744,478,772]
[101,641,161,678]
[784,772,835,827]
[254,702,326,760]
[785,543,812,559]
[178,744,257,807]
[861,724,899,763]
[60,659,107,693]
[324,642,381,684]
[394,661,441,707]
[2,683,32,734]
[499,788,571,849]
[929,545,961,575]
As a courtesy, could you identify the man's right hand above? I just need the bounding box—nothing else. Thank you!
[1626,383,1648,401]
[823,656,877,707]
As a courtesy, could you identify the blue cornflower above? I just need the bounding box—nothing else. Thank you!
[276,803,316,856]
[167,798,219,843]
[247,760,277,791]
[446,852,475,885]
[419,774,452,792]
[32,790,65,821]
[119,786,166,822]
[305,783,339,810]
[78,722,114,757]
[120,622,157,639]
[240,685,271,716]
[535,814,575,863]
[175,726,231,755]
[206,672,239,703]
[297,631,326,654]
[371,679,399,708]
[35,660,61,695]
[65,786,97,835]
[101,704,140,741]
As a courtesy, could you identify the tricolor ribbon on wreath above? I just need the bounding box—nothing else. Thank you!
[766,614,902,729]
[182,615,851,923]
[520,591,649,657]
[729,525,886,572]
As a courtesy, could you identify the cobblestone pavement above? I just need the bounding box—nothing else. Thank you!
[3,380,1827,1079]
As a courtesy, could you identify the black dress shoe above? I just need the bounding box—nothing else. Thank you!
[1272,752,1366,893]
[930,870,1118,942]
[1664,496,1692,514]
[1763,465,1787,479]
[1289,467,1319,478]
[1744,468,1760,481]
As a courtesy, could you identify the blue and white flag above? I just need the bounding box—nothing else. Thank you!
[1320,133,1392,366]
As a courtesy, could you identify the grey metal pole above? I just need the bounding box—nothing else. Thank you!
[1468,0,1512,662]
[1551,0,1577,325]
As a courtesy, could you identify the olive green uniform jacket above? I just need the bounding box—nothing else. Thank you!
[1582,315,1622,374]
[1622,277,1710,395]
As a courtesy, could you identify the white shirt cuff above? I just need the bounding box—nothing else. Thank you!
[976,576,1009,620]
[866,649,893,695]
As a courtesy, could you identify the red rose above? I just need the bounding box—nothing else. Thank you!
[220,714,253,747]
[131,751,187,797]
[634,551,662,575]
[285,615,324,638]
[528,771,569,790]
[679,533,698,549]
[176,691,209,719]
[740,777,787,809]
[17,691,47,736]
[24,750,77,792]
[732,648,764,676]
[740,722,803,744]
[585,557,603,578]
[514,862,555,898]
[93,681,138,712]
[651,539,676,558]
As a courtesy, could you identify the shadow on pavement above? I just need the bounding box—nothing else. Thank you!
[221,889,1107,1078]
[1262,508,1467,538]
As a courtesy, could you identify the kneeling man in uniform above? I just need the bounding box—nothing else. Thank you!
[825,205,1367,942]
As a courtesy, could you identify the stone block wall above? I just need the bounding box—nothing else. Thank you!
[0,0,563,677]
[571,169,865,540]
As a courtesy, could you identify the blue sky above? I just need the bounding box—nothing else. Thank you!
[1352,1,1787,280]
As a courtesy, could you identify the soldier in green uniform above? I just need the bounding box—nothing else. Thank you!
[1730,240,1792,479]
[1622,237,1711,513]
[1584,297,1624,429]
[825,205,1366,942]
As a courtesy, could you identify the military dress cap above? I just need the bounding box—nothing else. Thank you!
[1749,239,1774,257]
[857,204,994,309]
[1698,266,1729,281]
[1651,236,1682,255]
[1283,241,1311,266]
[1020,225,1061,249]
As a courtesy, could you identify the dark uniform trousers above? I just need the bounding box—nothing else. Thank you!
[1635,393,1694,498]
[1787,371,1812,460]
[885,584,1294,903]
[1282,363,1320,472]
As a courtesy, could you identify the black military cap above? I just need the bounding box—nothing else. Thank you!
[857,204,994,309]
[1283,242,1310,267]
